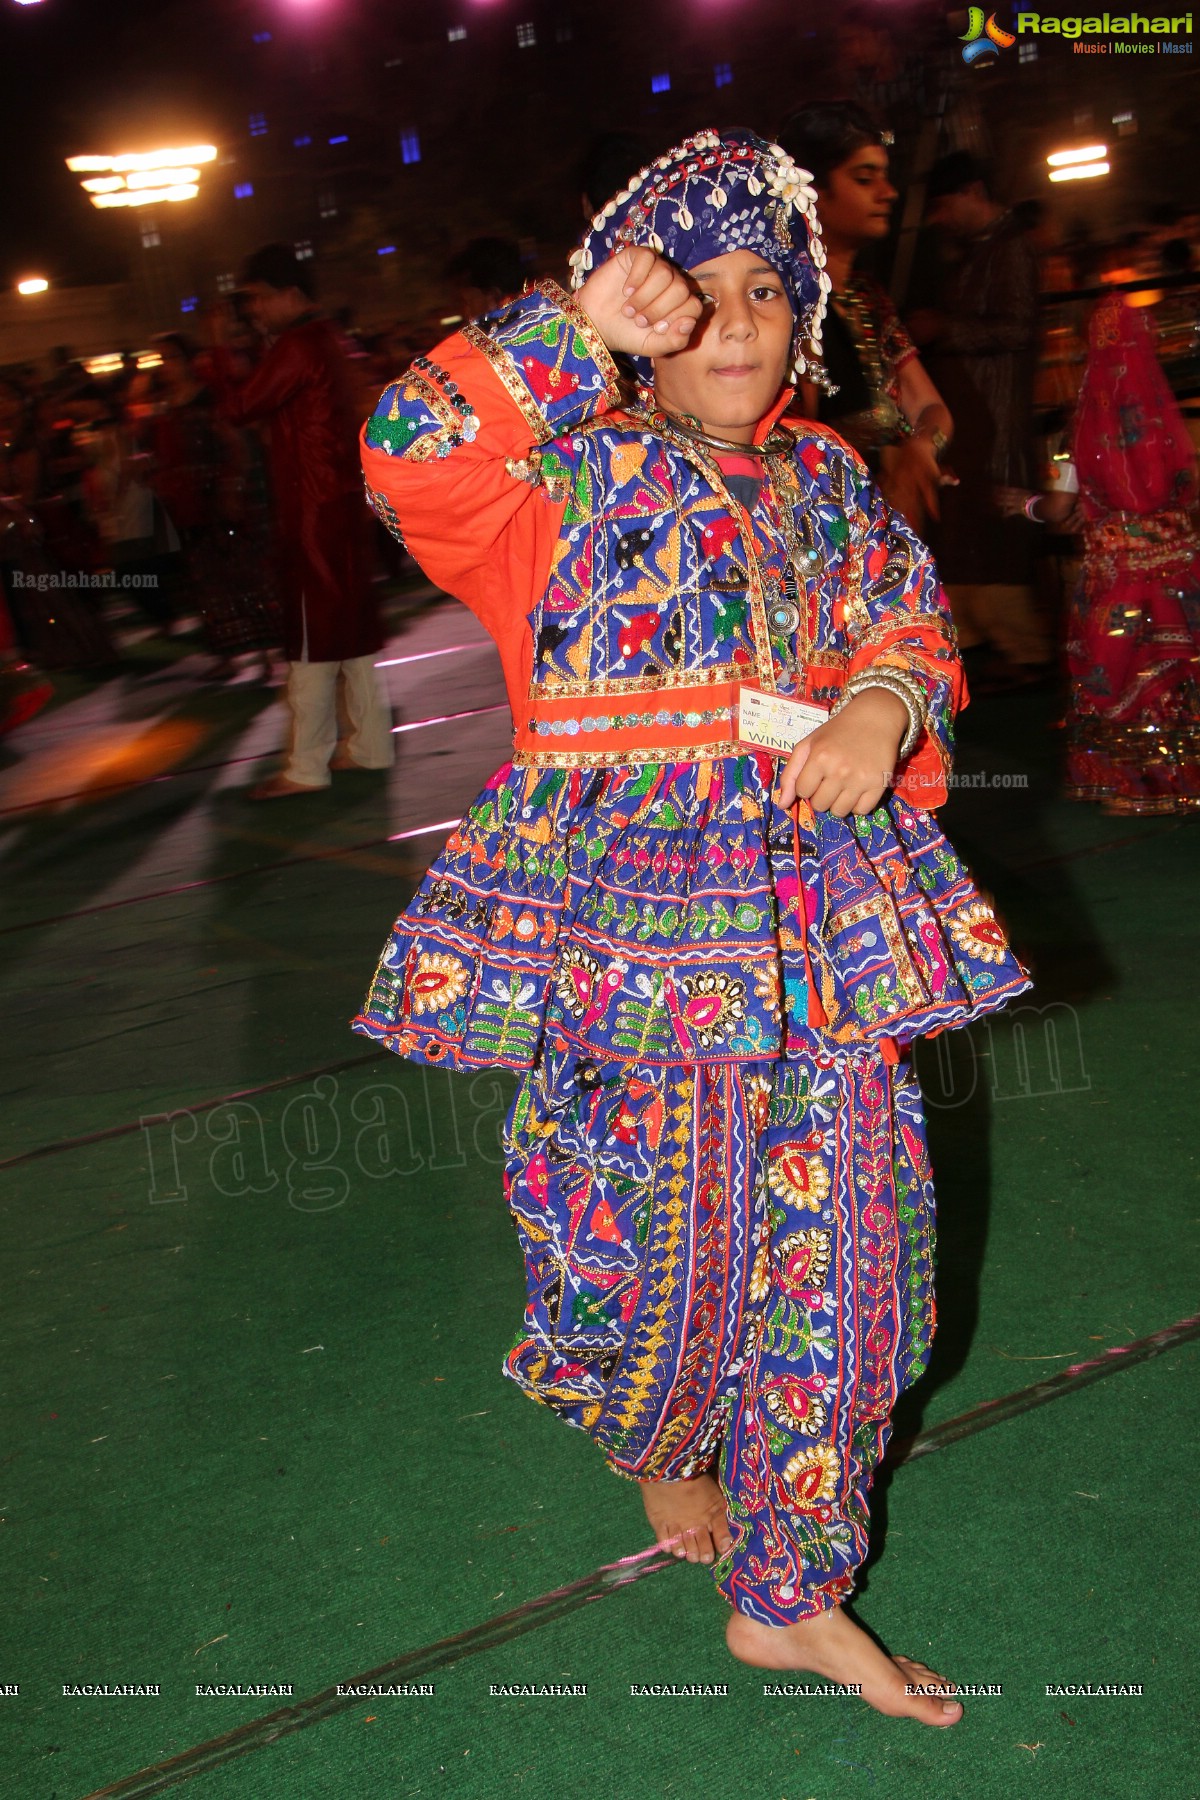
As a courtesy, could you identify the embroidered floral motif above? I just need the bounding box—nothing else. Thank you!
[768,1148,831,1212]
[552,947,606,1020]
[947,901,1010,965]
[676,971,748,1049]
[783,1442,840,1506]
[753,962,782,1020]
[774,1228,833,1296]
[745,1071,773,1131]
[763,1372,829,1436]
[409,952,471,1016]
[367,364,478,462]
[355,758,1028,1072]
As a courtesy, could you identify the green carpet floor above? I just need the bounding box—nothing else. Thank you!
[1,619,1197,1800]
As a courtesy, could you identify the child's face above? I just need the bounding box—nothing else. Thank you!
[652,248,794,442]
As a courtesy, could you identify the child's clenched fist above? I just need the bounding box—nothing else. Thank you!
[577,248,703,360]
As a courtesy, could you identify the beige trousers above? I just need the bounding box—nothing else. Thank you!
[944,583,1052,668]
[282,652,394,788]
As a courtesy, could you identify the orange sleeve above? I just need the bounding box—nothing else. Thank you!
[360,283,621,719]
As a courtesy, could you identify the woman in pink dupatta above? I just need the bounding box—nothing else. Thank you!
[1065,293,1200,813]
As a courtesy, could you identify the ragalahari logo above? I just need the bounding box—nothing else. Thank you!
[959,6,1017,60]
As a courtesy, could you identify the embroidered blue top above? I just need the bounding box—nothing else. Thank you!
[351,275,1030,1072]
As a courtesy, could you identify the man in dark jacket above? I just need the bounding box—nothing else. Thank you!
[912,154,1052,685]
[214,244,392,796]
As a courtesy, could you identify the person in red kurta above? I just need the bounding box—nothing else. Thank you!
[213,244,392,797]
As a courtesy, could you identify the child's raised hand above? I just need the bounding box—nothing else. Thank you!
[576,248,703,359]
[775,689,909,819]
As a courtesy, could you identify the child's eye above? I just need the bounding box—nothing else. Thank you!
[751,286,783,302]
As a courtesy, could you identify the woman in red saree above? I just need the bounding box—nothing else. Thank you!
[1065,293,1200,813]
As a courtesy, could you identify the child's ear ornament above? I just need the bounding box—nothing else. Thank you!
[802,361,840,397]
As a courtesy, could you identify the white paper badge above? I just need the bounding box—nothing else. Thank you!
[736,687,829,757]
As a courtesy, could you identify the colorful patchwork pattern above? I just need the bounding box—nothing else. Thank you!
[520,416,962,761]
[465,281,620,444]
[353,283,1028,1632]
[355,284,1029,1068]
[353,756,1029,1070]
[501,1040,935,1623]
[360,288,961,782]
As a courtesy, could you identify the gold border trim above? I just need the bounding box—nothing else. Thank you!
[461,320,551,446]
[513,740,765,769]
[398,370,472,464]
[533,277,623,397]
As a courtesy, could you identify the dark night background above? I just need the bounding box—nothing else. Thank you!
[2,0,1197,338]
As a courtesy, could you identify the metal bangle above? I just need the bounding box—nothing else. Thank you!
[836,669,927,760]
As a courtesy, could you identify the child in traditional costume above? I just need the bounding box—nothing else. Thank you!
[354,129,1029,1723]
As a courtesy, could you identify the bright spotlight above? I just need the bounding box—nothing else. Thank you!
[68,147,216,212]
[17,277,50,295]
[1048,162,1110,184]
[1046,145,1108,168]
[124,167,202,188]
[90,184,200,208]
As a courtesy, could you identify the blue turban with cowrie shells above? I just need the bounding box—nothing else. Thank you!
[568,127,831,384]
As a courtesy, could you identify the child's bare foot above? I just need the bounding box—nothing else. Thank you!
[639,1473,732,1565]
[726,1604,964,1727]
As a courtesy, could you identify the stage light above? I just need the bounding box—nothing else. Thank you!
[1048,162,1110,183]
[17,277,49,295]
[124,167,202,188]
[111,146,217,171]
[68,146,217,175]
[1046,144,1108,168]
[68,147,215,213]
[90,184,200,208]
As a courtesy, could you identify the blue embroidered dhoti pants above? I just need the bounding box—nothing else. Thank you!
[502,1040,936,1625]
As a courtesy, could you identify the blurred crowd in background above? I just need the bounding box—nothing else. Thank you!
[2,117,1199,806]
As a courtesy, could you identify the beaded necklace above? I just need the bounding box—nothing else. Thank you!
[648,407,795,460]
